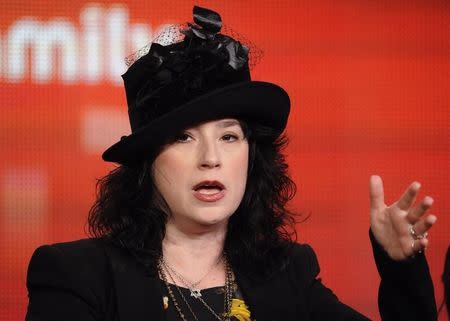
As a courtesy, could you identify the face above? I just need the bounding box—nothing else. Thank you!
[152,119,249,231]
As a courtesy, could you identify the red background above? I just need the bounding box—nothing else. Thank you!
[0,1,449,320]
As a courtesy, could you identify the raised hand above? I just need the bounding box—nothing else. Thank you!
[369,175,437,261]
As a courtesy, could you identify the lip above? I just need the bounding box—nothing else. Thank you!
[192,180,226,203]
[192,180,225,191]
[193,189,225,202]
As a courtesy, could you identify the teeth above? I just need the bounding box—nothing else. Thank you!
[197,187,221,195]
[197,185,220,190]
[194,182,224,191]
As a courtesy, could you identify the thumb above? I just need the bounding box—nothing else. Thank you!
[369,175,385,211]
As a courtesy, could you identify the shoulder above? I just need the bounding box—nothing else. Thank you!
[27,238,113,297]
[26,238,128,319]
[26,238,117,318]
[28,238,109,274]
[32,237,108,255]
[283,242,321,282]
[288,242,318,262]
[250,242,320,279]
[240,243,323,304]
[287,242,319,267]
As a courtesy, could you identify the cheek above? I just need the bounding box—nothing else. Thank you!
[231,146,249,196]
[152,152,186,199]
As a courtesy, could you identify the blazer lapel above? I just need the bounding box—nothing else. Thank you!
[235,269,298,321]
[105,245,165,321]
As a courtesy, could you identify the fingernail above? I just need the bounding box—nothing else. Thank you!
[412,181,421,190]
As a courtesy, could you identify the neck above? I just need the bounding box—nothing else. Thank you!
[163,218,226,261]
[161,219,227,288]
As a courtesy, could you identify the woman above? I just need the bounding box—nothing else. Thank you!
[25,6,437,321]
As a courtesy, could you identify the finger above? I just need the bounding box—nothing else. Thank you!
[411,214,437,236]
[369,175,385,211]
[407,196,433,223]
[419,237,430,250]
[396,181,421,211]
[411,238,429,255]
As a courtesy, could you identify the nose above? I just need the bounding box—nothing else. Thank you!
[198,138,221,169]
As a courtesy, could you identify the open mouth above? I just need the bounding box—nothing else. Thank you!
[192,181,226,202]
[193,181,225,194]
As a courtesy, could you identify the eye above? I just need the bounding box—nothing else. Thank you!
[222,134,239,142]
[174,133,192,143]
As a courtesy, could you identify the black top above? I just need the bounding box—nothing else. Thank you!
[162,283,227,321]
[161,279,251,321]
[25,231,437,321]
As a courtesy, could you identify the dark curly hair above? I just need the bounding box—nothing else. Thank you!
[88,121,297,277]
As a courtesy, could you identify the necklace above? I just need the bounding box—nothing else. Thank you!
[160,255,222,298]
[158,254,233,321]
[159,262,199,321]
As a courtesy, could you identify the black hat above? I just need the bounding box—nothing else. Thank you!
[102,6,290,164]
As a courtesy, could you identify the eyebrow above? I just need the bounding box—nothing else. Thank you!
[216,119,241,128]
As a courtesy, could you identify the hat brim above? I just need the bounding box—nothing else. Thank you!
[102,81,290,164]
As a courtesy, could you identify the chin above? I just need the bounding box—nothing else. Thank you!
[192,210,234,227]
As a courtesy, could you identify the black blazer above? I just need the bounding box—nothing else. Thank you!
[25,232,437,321]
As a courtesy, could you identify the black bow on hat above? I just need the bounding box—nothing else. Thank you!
[102,6,290,165]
